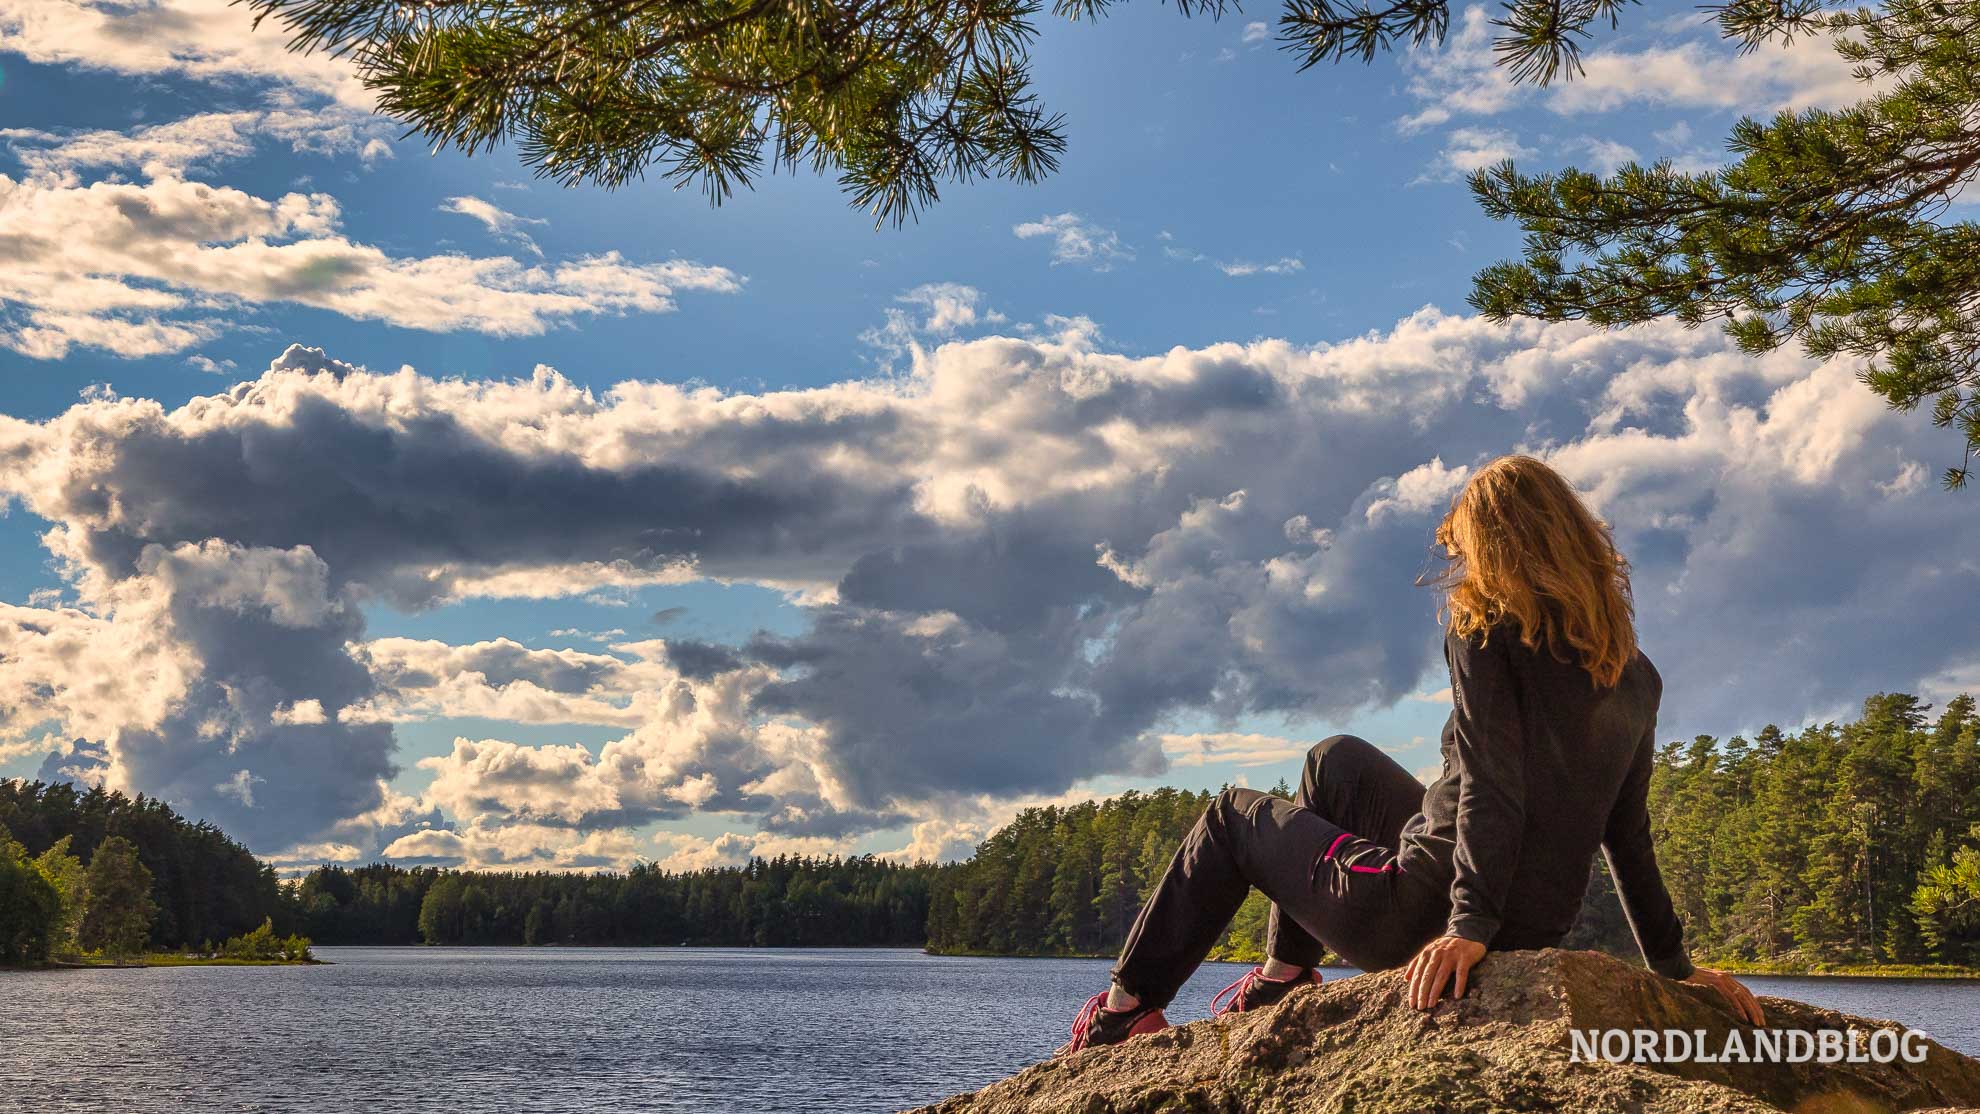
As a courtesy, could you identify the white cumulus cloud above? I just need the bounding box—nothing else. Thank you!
[0,173,743,359]
[0,0,372,106]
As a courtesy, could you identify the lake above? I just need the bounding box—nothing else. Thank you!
[4,947,1976,1113]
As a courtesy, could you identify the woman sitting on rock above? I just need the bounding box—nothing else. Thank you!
[1062,453,1765,1053]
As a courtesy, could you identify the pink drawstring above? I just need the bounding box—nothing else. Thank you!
[1319,829,1397,875]
[1212,966,1323,1016]
[1211,968,1263,1015]
[1061,991,1110,1053]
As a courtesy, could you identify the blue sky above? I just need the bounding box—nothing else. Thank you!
[1,0,1964,872]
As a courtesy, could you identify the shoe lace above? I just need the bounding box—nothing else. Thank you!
[1211,967,1266,1016]
[1059,991,1110,1054]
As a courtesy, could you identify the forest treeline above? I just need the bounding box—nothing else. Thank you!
[296,856,931,947]
[0,777,933,954]
[1647,694,1980,966]
[3,691,1978,967]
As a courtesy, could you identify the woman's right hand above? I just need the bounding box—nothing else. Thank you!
[1681,966,1765,1026]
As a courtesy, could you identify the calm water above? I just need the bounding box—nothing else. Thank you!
[3,948,1975,1113]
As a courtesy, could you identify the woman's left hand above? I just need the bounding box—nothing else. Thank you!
[1405,934,1488,1010]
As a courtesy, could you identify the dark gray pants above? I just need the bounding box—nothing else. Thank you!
[1110,735,1449,1008]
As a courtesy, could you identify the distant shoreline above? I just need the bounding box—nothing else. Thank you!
[1707,960,1980,981]
[926,949,1980,980]
[15,956,328,970]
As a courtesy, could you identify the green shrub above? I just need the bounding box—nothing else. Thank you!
[220,917,313,962]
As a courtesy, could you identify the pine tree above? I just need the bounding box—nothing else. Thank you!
[1646,736,1723,940]
[1090,794,1137,944]
[79,836,156,963]
[1047,808,1100,952]
[1722,725,1816,956]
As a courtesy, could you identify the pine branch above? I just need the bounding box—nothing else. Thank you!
[1470,0,1980,488]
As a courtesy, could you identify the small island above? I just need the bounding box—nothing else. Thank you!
[51,919,320,968]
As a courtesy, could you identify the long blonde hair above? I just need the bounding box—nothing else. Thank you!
[1427,455,1637,687]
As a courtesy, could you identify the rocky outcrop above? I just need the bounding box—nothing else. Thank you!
[911,950,1980,1114]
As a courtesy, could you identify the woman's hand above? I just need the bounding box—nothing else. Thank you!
[1681,966,1766,1026]
[1405,934,1488,1010]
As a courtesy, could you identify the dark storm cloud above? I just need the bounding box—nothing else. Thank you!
[749,605,1166,807]
[660,639,745,680]
[835,523,1137,634]
[118,543,398,849]
[46,346,932,608]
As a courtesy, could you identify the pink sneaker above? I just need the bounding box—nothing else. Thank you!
[1057,991,1170,1055]
[1211,966,1323,1015]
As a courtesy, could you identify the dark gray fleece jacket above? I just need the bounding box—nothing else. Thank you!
[1397,626,1694,980]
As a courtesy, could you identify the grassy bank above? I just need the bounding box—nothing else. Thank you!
[40,954,322,969]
